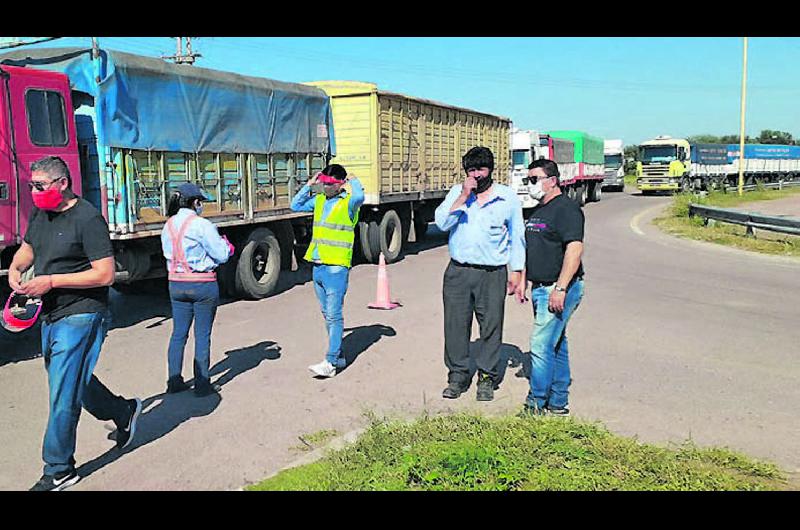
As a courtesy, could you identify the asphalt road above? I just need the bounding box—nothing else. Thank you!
[1,188,799,490]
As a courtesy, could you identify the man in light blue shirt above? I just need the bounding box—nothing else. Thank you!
[434,146,526,402]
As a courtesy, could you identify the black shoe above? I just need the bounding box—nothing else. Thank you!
[166,377,191,394]
[29,470,80,491]
[476,373,494,402]
[546,406,570,417]
[115,398,142,450]
[442,382,468,399]
[194,382,221,397]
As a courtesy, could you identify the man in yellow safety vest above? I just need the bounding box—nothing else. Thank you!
[291,164,364,377]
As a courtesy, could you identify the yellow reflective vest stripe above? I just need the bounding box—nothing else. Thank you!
[304,193,359,267]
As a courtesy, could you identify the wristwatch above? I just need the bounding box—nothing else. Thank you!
[554,284,566,292]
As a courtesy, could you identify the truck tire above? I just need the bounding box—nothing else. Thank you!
[588,182,602,202]
[217,256,240,298]
[379,209,403,263]
[272,221,295,270]
[235,227,281,299]
[358,220,380,264]
[576,184,586,206]
[681,178,692,193]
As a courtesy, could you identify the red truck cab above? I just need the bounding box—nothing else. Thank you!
[0,65,81,280]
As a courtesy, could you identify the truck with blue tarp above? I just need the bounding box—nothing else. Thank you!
[0,46,335,300]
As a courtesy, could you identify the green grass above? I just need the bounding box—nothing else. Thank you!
[652,187,800,257]
[624,174,637,186]
[292,429,340,452]
[247,413,787,491]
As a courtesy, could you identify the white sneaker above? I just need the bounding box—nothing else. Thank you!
[308,360,337,378]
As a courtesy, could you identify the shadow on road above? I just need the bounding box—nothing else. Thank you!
[74,340,281,482]
[461,341,525,389]
[337,324,396,373]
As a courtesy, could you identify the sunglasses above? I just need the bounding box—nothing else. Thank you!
[521,176,553,185]
[28,177,64,192]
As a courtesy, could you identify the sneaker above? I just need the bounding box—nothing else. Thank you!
[30,470,80,491]
[546,406,570,417]
[476,373,494,401]
[166,377,191,394]
[442,381,469,399]
[517,403,546,418]
[115,398,142,450]
[308,360,337,378]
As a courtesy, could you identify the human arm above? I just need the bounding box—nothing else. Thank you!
[434,185,469,232]
[290,174,318,213]
[548,241,583,313]
[347,176,365,220]
[8,242,35,292]
[198,220,233,264]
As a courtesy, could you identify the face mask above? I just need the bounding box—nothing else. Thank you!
[475,175,493,194]
[528,181,546,200]
[32,188,64,210]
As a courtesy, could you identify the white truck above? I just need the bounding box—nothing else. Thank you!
[603,139,625,191]
[510,129,549,208]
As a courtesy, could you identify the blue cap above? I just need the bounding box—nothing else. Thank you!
[177,182,209,200]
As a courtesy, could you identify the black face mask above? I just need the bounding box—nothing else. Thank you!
[475,175,493,194]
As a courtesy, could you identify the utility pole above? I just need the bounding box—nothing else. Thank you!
[162,37,201,65]
[737,37,748,197]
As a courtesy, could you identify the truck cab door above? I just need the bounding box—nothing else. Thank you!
[0,70,14,250]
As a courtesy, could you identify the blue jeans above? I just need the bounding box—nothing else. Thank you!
[527,280,584,410]
[41,312,129,476]
[167,281,219,387]
[312,264,350,368]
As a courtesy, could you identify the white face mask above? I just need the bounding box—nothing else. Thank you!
[528,181,546,200]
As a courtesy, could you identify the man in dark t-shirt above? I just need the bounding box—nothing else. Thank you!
[518,159,585,417]
[8,156,141,491]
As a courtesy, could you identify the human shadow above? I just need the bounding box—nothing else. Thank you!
[74,340,281,482]
[337,324,396,373]
[463,341,525,389]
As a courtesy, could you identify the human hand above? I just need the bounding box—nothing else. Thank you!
[462,176,477,196]
[548,289,566,313]
[221,235,235,256]
[309,172,321,186]
[514,281,528,304]
[8,268,23,292]
[17,275,53,297]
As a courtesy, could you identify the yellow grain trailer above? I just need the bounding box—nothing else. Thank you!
[305,81,511,263]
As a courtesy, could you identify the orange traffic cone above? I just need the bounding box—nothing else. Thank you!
[368,253,401,310]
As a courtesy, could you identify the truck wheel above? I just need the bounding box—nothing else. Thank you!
[235,227,281,299]
[358,220,379,264]
[576,184,586,206]
[681,179,691,193]
[379,209,403,263]
[217,256,240,298]
[272,221,295,270]
[588,182,602,202]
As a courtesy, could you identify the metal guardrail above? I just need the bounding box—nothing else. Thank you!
[688,204,800,236]
[727,180,800,193]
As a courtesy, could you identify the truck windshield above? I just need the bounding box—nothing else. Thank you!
[512,150,528,167]
[640,145,677,163]
[604,154,622,167]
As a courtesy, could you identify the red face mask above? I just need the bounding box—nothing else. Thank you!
[32,188,64,210]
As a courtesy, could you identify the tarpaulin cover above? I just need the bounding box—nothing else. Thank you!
[545,130,604,164]
[0,47,335,156]
[691,143,728,164]
[725,143,800,161]
[551,138,574,165]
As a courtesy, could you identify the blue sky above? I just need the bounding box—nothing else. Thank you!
[12,36,800,146]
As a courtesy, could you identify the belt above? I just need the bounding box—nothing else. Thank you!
[450,259,505,272]
[530,275,583,289]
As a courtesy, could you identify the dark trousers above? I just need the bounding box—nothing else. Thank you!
[442,260,507,386]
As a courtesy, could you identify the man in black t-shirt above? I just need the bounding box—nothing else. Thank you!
[518,159,585,417]
[8,156,141,491]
